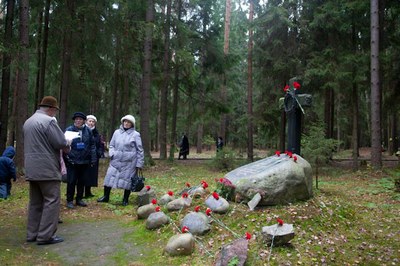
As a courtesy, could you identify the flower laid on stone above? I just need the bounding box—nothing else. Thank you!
[167,190,174,196]
[182,192,189,198]
[212,192,220,200]
[277,218,284,226]
[185,182,191,188]
[194,205,201,212]
[145,185,151,191]
[155,206,161,212]
[293,155,297,162]
[275,150,280,156]
[245,232,252,240]
[182,226,189,233]
[205,208,212,216]
[201,180,209,189]
[151,198,157,205]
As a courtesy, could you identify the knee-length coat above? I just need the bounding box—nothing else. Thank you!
[103,125,144,190]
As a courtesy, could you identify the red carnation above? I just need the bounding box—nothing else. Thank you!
[205,208,212,216]
[182,192,189,198]
[182,226,189,233]
[194,206,201,212]
[287,151,293,158]
[202,181,209,189]
[145,185,151,191]
[245,232,252,240]
[293,81,301,90]
[275,150,281,156]
[212,192,220,200]
[293,155,298,162]
[283,85,290,92]
[167,190,174,196]
[277,218,284,226]
[151,198,157,205]
[155,206,161,212]
[185,182,191,187]
[219,178,224,183]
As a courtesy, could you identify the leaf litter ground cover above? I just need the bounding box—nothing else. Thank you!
[0,159,399,265]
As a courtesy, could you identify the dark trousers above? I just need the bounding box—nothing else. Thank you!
[66,164,90,202]
[27,180,60,242]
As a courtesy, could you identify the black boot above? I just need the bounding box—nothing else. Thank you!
[84,186,94,198]
[122,189,131,206]
[97,186,111,203]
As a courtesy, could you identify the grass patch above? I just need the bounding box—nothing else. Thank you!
[0,160,399,265]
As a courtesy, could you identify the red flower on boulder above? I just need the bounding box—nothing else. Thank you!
[182,192,189,198]
[182,226,189,233]
[194,206,201,212]
[277,218,284,226]
[212,192,220,200]
[167,190,174,196]
[151,198,157,205]
[145,185,151,191]
[205,208,212,216]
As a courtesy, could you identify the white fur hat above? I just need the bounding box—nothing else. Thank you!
[121,114,135,125]
[86,115,97,122]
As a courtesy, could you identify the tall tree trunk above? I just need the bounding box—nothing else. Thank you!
[352,83,359,171]
[370,0,382,168]
[0,0,15,153]
[34,6,43,113]
[15,0,30,170]
[169,0,182,161]
[324,88,334,139]
[247,0,254,161]
[159,0,172,160]
[141,0,154,162]
[39,0,50,100]
[59,0,75,130]
[111,36,120,137]
[220,0,231,142]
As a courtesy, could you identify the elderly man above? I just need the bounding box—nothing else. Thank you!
[24,96,70,245]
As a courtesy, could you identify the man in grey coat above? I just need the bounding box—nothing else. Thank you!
[23,96,71,245]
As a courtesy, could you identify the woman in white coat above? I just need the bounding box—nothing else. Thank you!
[97,115,144,206]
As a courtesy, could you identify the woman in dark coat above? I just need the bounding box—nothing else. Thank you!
[178,133,189,160]
[84,115,104,198]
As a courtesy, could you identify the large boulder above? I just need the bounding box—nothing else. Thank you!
[225,154,312,206]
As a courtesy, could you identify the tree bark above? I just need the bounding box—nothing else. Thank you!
[15,0,30,169]
[141,0,154,162]
[247,0,254,161]
[370,0,382,168]
[59,0,75,130]
[159,0,172,160]
[0,0,15,153]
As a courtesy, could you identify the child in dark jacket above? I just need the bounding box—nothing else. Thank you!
[0,146,16,199]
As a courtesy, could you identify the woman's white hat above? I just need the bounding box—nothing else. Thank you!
[86,115,97,122]
[121,114,135,125]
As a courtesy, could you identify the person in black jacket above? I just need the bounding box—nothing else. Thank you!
[178,133,189,160]
[64,112,96,209]
[84,115,105,198]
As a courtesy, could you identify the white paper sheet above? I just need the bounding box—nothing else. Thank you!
[64,131,80,141]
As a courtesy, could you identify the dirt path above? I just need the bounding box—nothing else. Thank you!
[31,220,141,265]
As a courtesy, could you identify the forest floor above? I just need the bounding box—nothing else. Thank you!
[0,148,399,265]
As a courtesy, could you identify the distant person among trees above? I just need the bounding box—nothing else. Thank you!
[23,96,71,245]
[216,136,224,152]
[0,146,16,199]
[84,115,105,198]
[178,133,189,160]
[97,115,144,206]
[64,112,97,209]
